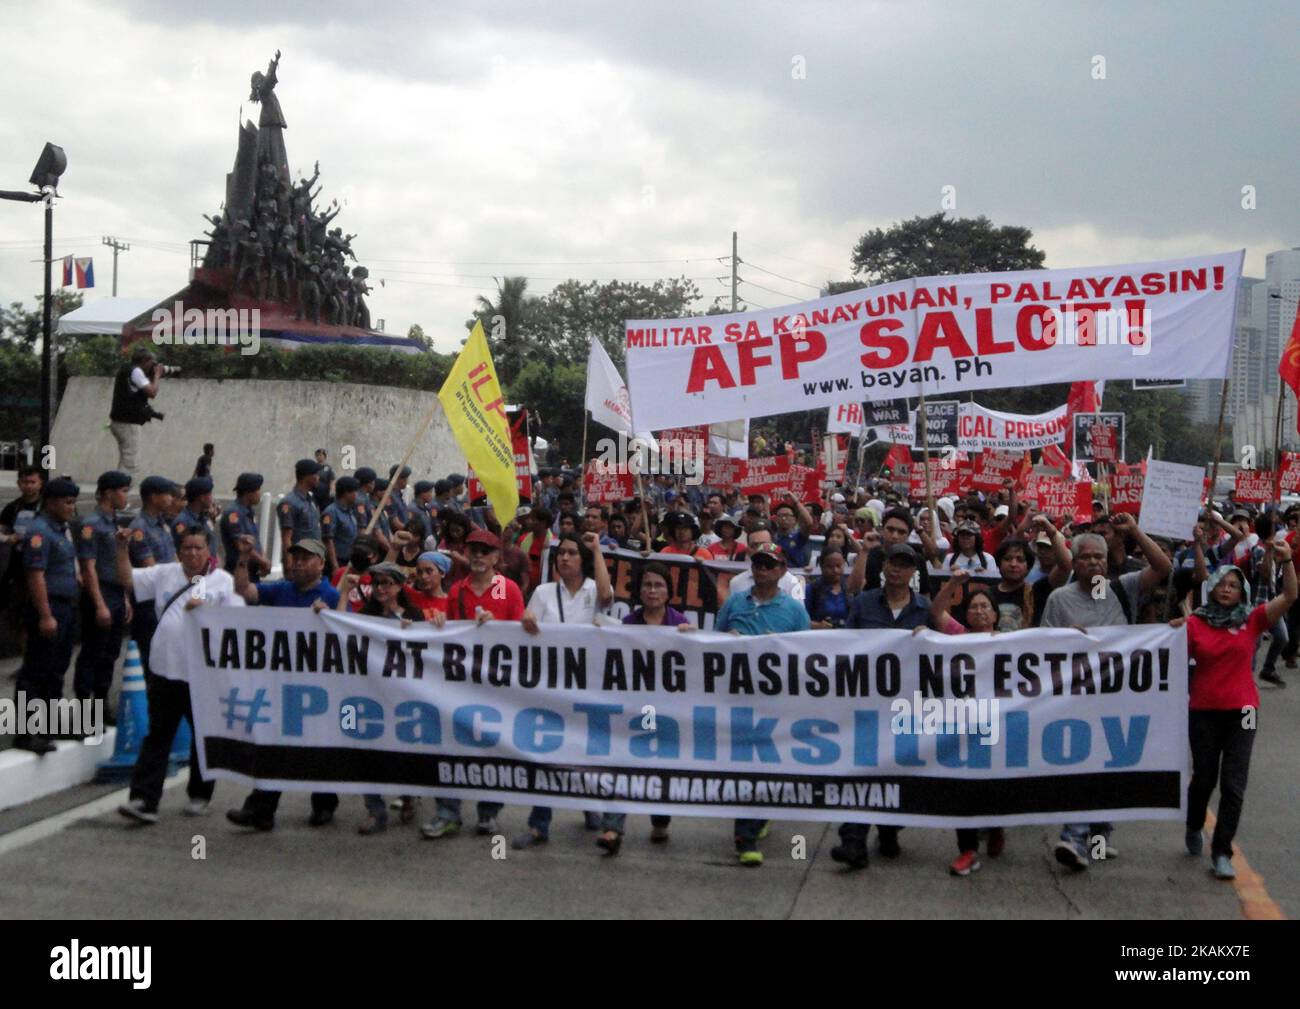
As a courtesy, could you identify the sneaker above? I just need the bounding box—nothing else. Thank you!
[475,816,499,836]
[950,850,982,876]
[1260,670,1286,688]
[226,807,275,831]
[182,799,211,817]
[307,808,334,827]
[1091,835,1119,860]
[512,829,548,850]
[420,817,461,840]
[1213,854,1236,879]
[583,811,601,830]
[357,815,388,835]
[738,848,764,867]
[1054,839,1090,871]
[118,799,159,825]
[829,841,869,869]
[1185,828,1204,856]
[986,828,1006,858]
[878,828,901,858]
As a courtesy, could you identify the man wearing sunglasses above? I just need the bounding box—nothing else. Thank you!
[715,542,810,867]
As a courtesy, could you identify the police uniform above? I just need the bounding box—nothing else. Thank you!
[408,481,437,544]
[278,486,321,544]
[171,504,214,551]
[128,477,179,678]
[15,479,81,750]
[321,499,360,571]
[220,473,264,580]
[73,472,132,704]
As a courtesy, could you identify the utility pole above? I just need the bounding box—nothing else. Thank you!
[102,235,130,295]
[731,230,738,312]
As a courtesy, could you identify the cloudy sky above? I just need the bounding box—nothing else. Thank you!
[1,0,1295,352]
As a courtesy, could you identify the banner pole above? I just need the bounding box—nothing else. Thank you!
[579,410,590,507]
[634,470,654,550]
[1208,378,1230,503]
[1273,384,1286,502]
[917,391,935,517]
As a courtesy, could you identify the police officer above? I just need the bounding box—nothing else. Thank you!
[445,473,467,514]
[385,464,412,532]
[220,473,270,582]
[278,458,322,555]
[321,475,361,575]
[74,471,132,716]
[312,448,335,511]
[172,477,216,553]
[353,467,391,549]
[128,475,178,678]
[14,477,81,754]
[409,480,437,545]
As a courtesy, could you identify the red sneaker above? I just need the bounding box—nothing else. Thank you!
[987,828,1006,858]
[949,850,981,876]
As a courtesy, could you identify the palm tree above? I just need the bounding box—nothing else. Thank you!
[470,276,531,385]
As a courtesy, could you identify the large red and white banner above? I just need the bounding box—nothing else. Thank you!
[739,455,792,497]
[625,252,1242,430]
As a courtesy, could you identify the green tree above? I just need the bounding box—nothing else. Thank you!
[0,290,84,349]
[407,323,432,351]
[466,276,533,385]
[508,360,587,461]
[850,213,1045,285]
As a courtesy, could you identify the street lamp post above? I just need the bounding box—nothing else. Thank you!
[0,143,66,455]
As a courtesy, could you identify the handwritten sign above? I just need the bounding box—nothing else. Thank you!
[1140,460,1208,540]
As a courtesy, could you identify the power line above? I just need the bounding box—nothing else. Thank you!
[745,245,844,276]
[739,277,806,303]
[743,260,822,291]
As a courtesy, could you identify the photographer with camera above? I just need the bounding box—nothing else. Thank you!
[109,345,170,479]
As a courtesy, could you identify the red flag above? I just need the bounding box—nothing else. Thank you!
[883,443,912,475]
[1063,381,1102,452]
[1040,443,1071,477]
[1280,301,1300,432]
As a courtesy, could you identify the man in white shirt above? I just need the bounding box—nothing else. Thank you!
[114,526,244,824]
[108,345,164,479]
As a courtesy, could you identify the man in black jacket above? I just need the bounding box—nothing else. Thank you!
[108,345,164,478]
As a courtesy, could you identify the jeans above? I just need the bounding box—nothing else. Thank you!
[434,798,504,822]
[1259,617,1288,674]
[528,806,552,836]
[838,823,903,846]
[1187,709,1256,860]
[956,828,980,852]
[363,793,388,822]
[734,818,768,847]
[245,789,338,820]
[129,673,212,810]
[600,813,672,833]
[1060,821,1114,852]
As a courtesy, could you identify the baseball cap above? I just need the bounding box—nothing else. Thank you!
[368,561,408,584]
[288,538,326,559]
[883,543,918,565]
[994,505,1009,519]
[97,470,132,493]
[750,542,787,565]
[466,528,501,549]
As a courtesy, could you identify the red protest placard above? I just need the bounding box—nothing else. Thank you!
[468,432,533,504]
[1235,469,1276,503]
[970,451,1023,493]
[704,453,746,487]
[738,455,791,497]
[789,463,827,502]
[583,460,635,504]
[908,457,970,499]
[1110,471,1144,514]
[1279,452,1300,494]
[1030,476,1093,523]
[1092,423,1118,464]
[658,426,708,457]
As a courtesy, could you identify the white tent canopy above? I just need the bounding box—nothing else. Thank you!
[56,298,160,336]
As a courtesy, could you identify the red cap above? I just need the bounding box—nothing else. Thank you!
[467,528,501,549]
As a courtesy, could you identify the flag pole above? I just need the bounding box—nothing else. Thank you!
[917,391,936,517]
[363,395,445,537]
[1273,383,1287,502]
[1208,378,1230,502]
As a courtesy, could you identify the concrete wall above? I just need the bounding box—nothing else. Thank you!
[51,377,466,493]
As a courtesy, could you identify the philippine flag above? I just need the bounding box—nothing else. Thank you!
[61,255,73,287]
[74,257,95,289]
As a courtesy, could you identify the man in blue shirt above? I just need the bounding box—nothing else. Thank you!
[771,491,816,569]
[321,475,362,575]
[171,477,215,553]
[833,543,932,869]
[74,470,132,713]
[714,542,810,866]
[228,537,340,831]
[219,473,269,581]
[14,477,81,754]
[278,458,322,557]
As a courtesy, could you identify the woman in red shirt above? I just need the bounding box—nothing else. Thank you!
[1172,540,1296,879]
[404,551,450,620]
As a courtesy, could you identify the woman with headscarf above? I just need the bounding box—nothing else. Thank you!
[1172,540,1295,879]
[405,551,451,620]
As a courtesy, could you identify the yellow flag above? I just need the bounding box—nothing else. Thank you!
[438,321,519,518]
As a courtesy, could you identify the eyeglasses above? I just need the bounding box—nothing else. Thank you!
[751,557,781,570]
[467,544,495,556]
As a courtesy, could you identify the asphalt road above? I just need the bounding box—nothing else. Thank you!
[0,651,1294,920]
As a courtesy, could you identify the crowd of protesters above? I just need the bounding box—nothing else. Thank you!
[2,450,1293,882]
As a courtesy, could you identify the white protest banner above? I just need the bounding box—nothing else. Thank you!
[709,418,749,459]
[626,252,1243,430]
[177,608,1188,827]
[1138,460,1206,540]
[827,401,866,434]
[958,402,1070,451]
